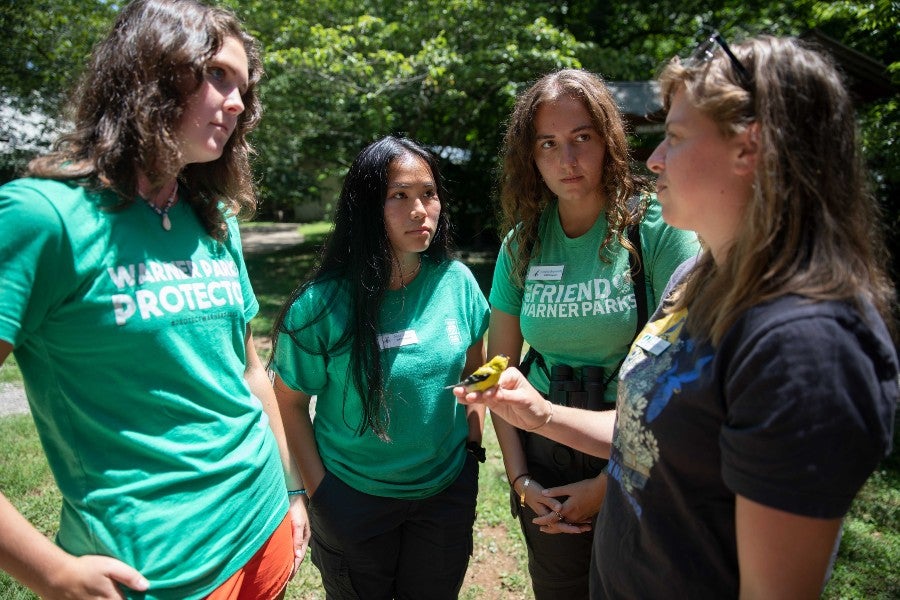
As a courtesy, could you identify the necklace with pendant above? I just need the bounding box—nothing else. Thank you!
[398,256,422,287]
[141,181,178,230]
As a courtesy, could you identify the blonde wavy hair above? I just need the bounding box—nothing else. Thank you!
[660,36,895,343]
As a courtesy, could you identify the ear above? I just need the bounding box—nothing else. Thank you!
[733,122,760,176]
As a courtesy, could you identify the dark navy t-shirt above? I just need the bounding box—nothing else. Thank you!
[591,261,897,598]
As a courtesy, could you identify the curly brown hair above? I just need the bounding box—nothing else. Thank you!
[27,0,263,240]
[497,68,650,286]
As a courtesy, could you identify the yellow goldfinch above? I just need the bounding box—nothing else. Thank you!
[445,354,509,392]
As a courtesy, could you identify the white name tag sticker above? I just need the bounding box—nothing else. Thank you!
[636,333,671,356]
[377,329,419,350]
[527,265,565,281]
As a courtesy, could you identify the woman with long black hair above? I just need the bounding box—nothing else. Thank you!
[271,135,489,599]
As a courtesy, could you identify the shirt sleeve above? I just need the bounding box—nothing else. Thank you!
[488,230,522,316]
[224,215,259,323]
[271,283,335,394]
[0,181,72,347]
[719,303,897,518]
[639,197,701,308]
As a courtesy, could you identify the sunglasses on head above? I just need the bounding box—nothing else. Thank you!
[683,30,752,89]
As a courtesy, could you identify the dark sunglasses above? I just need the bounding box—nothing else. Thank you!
[684,30,752,89]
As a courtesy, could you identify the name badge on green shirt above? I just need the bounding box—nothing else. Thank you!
[377,329,420,350]
[527,265,565,281]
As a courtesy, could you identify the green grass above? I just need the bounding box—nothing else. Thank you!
[821,448,900,599]
[297,221,333,239]
[0,413,531,600]
[1,410,897,598]
[0,354,21,384]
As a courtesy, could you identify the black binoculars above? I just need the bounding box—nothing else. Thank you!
[547,364,610,410]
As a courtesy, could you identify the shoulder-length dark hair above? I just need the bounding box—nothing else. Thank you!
[271,136,454,439]
[27,0,263,240]
[498,68,650,286]
[659,36,895,343]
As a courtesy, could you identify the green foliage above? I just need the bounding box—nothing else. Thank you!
[0,0,117,178]
[809,0,900,77]
[860,98,900,280]
[225,0,583,241]
[0,0,116,111]
[0,0,896,252]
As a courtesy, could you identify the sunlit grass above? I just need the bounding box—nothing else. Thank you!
[0,413,531,599]
[0,354,21,384]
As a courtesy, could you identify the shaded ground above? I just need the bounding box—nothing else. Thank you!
[240,223,305,254]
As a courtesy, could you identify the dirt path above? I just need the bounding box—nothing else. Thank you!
[240,223,304,254]
[0,382,28,416]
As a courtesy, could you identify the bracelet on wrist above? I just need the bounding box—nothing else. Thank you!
[510,472,531,488]
[511,472,532,506]
[526,400,554,432]
[519,476,532,505]
[287,488,307,496]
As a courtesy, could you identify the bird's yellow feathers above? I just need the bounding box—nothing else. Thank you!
[446,354,509,392]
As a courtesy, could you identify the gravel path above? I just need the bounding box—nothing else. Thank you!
[0,224,305,417]
[239,223,304,254]
[0,382,28,416]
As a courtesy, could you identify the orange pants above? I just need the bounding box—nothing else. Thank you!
[205,512,293,600]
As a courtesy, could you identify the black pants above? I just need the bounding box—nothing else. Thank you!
[517,501,594,600]
[307,454,479,600]
[516,431,606,600]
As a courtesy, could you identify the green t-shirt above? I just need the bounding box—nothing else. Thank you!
[273,258,489,499]
[0,178,288,599]
[490,196,699,401]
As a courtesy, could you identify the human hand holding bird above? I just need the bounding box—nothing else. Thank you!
[446,354,509,392]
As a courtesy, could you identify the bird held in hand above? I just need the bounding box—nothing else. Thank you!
[446,354,509,392]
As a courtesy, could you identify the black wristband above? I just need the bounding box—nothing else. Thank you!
[466,440,486,463]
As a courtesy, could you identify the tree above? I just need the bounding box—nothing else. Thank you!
[0,0,115,180]
[545,0,898,274]
[229,0,583,242]
[0,0,894,257]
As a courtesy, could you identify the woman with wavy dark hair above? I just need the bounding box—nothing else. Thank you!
[488,69,698,599]
[271,135,489,599]
[0,1,308,598]
[28,0,262,238]
[456,35,897,598]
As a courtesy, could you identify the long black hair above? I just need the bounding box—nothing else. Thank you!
[271,136,454,439]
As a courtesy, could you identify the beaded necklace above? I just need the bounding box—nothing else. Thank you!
[141,181,179,230]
